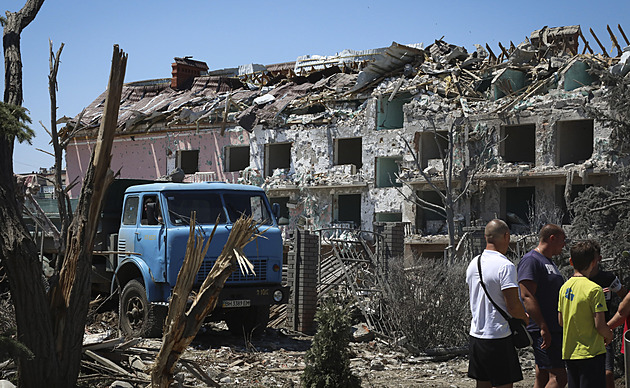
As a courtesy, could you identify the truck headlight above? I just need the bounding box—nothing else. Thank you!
[273,289,283,302]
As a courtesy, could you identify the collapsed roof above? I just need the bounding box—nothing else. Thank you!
[62,25,629,139]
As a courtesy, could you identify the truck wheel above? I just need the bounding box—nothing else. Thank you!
[225,306,270,337]
[119,279,165,338]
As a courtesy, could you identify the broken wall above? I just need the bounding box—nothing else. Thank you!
[66,126,250,197]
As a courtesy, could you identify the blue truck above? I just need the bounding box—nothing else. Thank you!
[89,180,288,337]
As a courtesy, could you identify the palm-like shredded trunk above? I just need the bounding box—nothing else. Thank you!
[151,215,259,388]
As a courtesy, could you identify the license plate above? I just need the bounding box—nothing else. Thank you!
[222,299,251,308]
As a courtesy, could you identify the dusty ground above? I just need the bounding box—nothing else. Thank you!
[80,313,627,387]
[91,322,544,388]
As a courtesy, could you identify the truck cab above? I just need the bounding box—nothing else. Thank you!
[113,182,287,337]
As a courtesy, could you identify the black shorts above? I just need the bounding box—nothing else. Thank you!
[565,353,606,388]
[468,335,523,386]
[531,331,564,369]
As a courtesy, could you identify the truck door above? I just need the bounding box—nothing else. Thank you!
[118,195,140,265]
[135,194,167,282]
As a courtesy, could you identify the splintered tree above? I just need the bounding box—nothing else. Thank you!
[1,1,129,384]
[152,214,260,388]
[398,116,495,261]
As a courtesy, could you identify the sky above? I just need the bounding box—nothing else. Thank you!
[2,0,629,174]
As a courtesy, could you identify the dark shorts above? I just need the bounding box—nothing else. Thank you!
[605,341,614,372]
[468,335,523,386]
[565,353,606,388]
[531,331,564,369]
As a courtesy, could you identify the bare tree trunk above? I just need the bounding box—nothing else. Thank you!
[47,41,71,263]
[2,8,127,383]
[48,45,127,387]
[0,2,58,387]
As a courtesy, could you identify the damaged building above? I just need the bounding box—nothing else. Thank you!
[62,25,630,257]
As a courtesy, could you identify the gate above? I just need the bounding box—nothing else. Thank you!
[317,227,396,338]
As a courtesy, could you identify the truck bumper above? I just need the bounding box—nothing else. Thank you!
[218,284,290,309]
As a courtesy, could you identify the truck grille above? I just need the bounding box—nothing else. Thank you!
[196,258,267,284]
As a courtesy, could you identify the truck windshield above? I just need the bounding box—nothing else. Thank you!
[223,193,273,225]
[164,192,226,225]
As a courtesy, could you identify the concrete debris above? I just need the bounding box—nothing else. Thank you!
[109,382,133,388]
[370,358,386,371]
[253,93,276,106]
[610,46,630,76]
[156,167,185,182]
[352,323,375,342]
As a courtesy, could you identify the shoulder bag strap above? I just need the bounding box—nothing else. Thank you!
[477,255,511,321]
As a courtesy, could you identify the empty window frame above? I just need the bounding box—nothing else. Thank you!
[375,157,402,188]
[419,131,448,169]
[334,137,362,169]
[264,142,292,177]
[334,193,362,228]
[415,190,446,234]
[556,119,593,166]
[376,93,412,130]
[502,186,535,233]
[500,124,535,164]
[176,150,199,174]
[225,145,250,172]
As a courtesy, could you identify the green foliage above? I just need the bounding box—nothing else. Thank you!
[301,298,361,388]
[383,256,470,350]
[0,101,34,144]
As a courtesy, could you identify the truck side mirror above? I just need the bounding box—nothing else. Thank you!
[272,203,289,225]
[272,203,280,219]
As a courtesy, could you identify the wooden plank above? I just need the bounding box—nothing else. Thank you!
[607,25,623,57]
[579,30,594,54]
[590,28,610,57]
[83,349,131,376]
[179,359,220,387]
[498,42,510,58]
[618,24,630,46]
[83,337,125,351]
[485,44,497,63]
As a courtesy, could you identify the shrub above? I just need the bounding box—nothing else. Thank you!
[383,255,471,351]
[301,298,360,388]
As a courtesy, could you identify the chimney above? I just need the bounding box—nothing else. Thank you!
[171,56,209,90]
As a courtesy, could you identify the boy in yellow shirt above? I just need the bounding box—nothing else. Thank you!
[558,240,613,388]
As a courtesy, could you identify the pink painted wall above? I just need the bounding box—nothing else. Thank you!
[66,127,250,198]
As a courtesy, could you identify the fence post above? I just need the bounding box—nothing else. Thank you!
[286,229,319,334]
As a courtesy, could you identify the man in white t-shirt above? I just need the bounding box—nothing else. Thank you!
[466,219,529,388]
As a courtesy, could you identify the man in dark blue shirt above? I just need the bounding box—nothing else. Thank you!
[518,224,567,388]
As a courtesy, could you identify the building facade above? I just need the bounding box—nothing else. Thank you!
[63,25,629,255]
